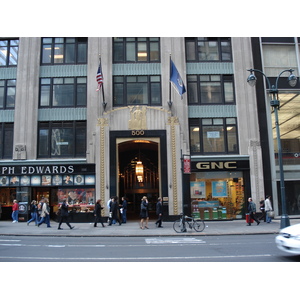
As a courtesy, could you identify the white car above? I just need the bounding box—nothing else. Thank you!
[276,223,300,254]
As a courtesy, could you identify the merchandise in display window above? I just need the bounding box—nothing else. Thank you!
[190,171,244,220]
[52,188,95,215]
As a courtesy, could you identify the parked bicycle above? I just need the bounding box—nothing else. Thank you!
[173,213,205,233]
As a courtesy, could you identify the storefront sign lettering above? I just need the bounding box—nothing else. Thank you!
[196,161,237,170]
[1,167,15,174]
[21,165,74,175]
[1,165,78,175]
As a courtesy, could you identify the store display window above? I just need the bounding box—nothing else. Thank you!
[190,171,244,220]
[51,188,95,214]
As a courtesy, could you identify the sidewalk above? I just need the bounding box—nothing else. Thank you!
[1,217,299,237]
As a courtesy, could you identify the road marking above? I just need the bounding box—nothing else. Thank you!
[0,244,105,248]
[0,254,272,261]
[145,238,205,244]
[0,240,21,242]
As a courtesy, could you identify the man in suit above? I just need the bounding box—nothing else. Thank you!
[155,197,163,228]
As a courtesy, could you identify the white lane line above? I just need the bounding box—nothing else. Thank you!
[0,240,21,242]
[0,254,272,261]
[145,238,205,244]
[0,244,105,248]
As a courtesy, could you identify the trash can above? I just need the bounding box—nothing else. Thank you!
[212,208,218,220]
[204,209,210,220]
[18,202,29,222]
[192,211,200,219]
[221,207,227,219]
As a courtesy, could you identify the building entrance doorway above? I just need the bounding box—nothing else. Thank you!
[33,187,50,203]
[117,139,159,219]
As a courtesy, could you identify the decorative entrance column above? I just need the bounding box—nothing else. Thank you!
[97,117,108,214]
[168,116,180,215]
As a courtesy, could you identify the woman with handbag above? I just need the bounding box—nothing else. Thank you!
[140,196,149,229]
[94,199,105,227]
[265,195,273,223]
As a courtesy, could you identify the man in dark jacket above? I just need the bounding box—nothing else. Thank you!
[247,197,260,226]
[58,199,74,230]
[155,197,163,228]
[108,196,122,226]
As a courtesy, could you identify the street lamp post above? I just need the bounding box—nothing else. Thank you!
[247,68,298,229]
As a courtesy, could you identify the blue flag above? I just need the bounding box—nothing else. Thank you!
[170,59,186,96]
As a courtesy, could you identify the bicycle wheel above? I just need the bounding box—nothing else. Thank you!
[193,219,205,232]
[173,219,187,233]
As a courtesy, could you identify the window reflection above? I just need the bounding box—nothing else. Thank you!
[0,39,18,66]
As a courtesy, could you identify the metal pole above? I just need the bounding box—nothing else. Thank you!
[247,68,295,229]
[273,103,290,228]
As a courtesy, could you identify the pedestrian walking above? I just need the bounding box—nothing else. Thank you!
[259,198,266,221]
[58,199,74,230]
[247,197,260,226]
[27,200,38,225]
[94,199,105,227]
[37,198,51,228]
[265,195,273,223]
[107,197,115,225]
[140,196,149,229]
[155,197,163,228]
[121,196,127,223]
[37,199,44,222]
[108,196,122,226]
[11,199,19,223]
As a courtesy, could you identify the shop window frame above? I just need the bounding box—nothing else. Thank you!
[113,37,160,63]
[113,75,162,107]
[0,123,14,159]
[189,118,239,155]
[187,74,235,105]
[185,37,232,62]
[41,37,87,65]
[0,39,19,67]
[39,77,87,108]
[0,79,16,109]
[37,121,86,158]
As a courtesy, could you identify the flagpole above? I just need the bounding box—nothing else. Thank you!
[98,54,107,111]
[168,54,172,110]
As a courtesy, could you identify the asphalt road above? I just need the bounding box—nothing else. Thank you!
[0,234,299,262]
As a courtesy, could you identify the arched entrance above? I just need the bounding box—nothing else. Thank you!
[117,139,159,219]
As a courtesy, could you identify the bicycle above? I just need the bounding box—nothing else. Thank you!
[173,213,205,233]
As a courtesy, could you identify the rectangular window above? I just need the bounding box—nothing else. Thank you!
[189,118,238,154]
[187,75,235,105]
[113,75,161,106]
[41,37,87,65]
[262,44,298,77]
[185,37,232,62]
[0,123,13,159]
[202,119,225,152]
[38,121,86,158]
[0,79,16,109]
[39,77,87,107]
[0,39,19,66]
[113,37,160,63]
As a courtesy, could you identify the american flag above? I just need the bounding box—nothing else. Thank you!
[96,64,103,91]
